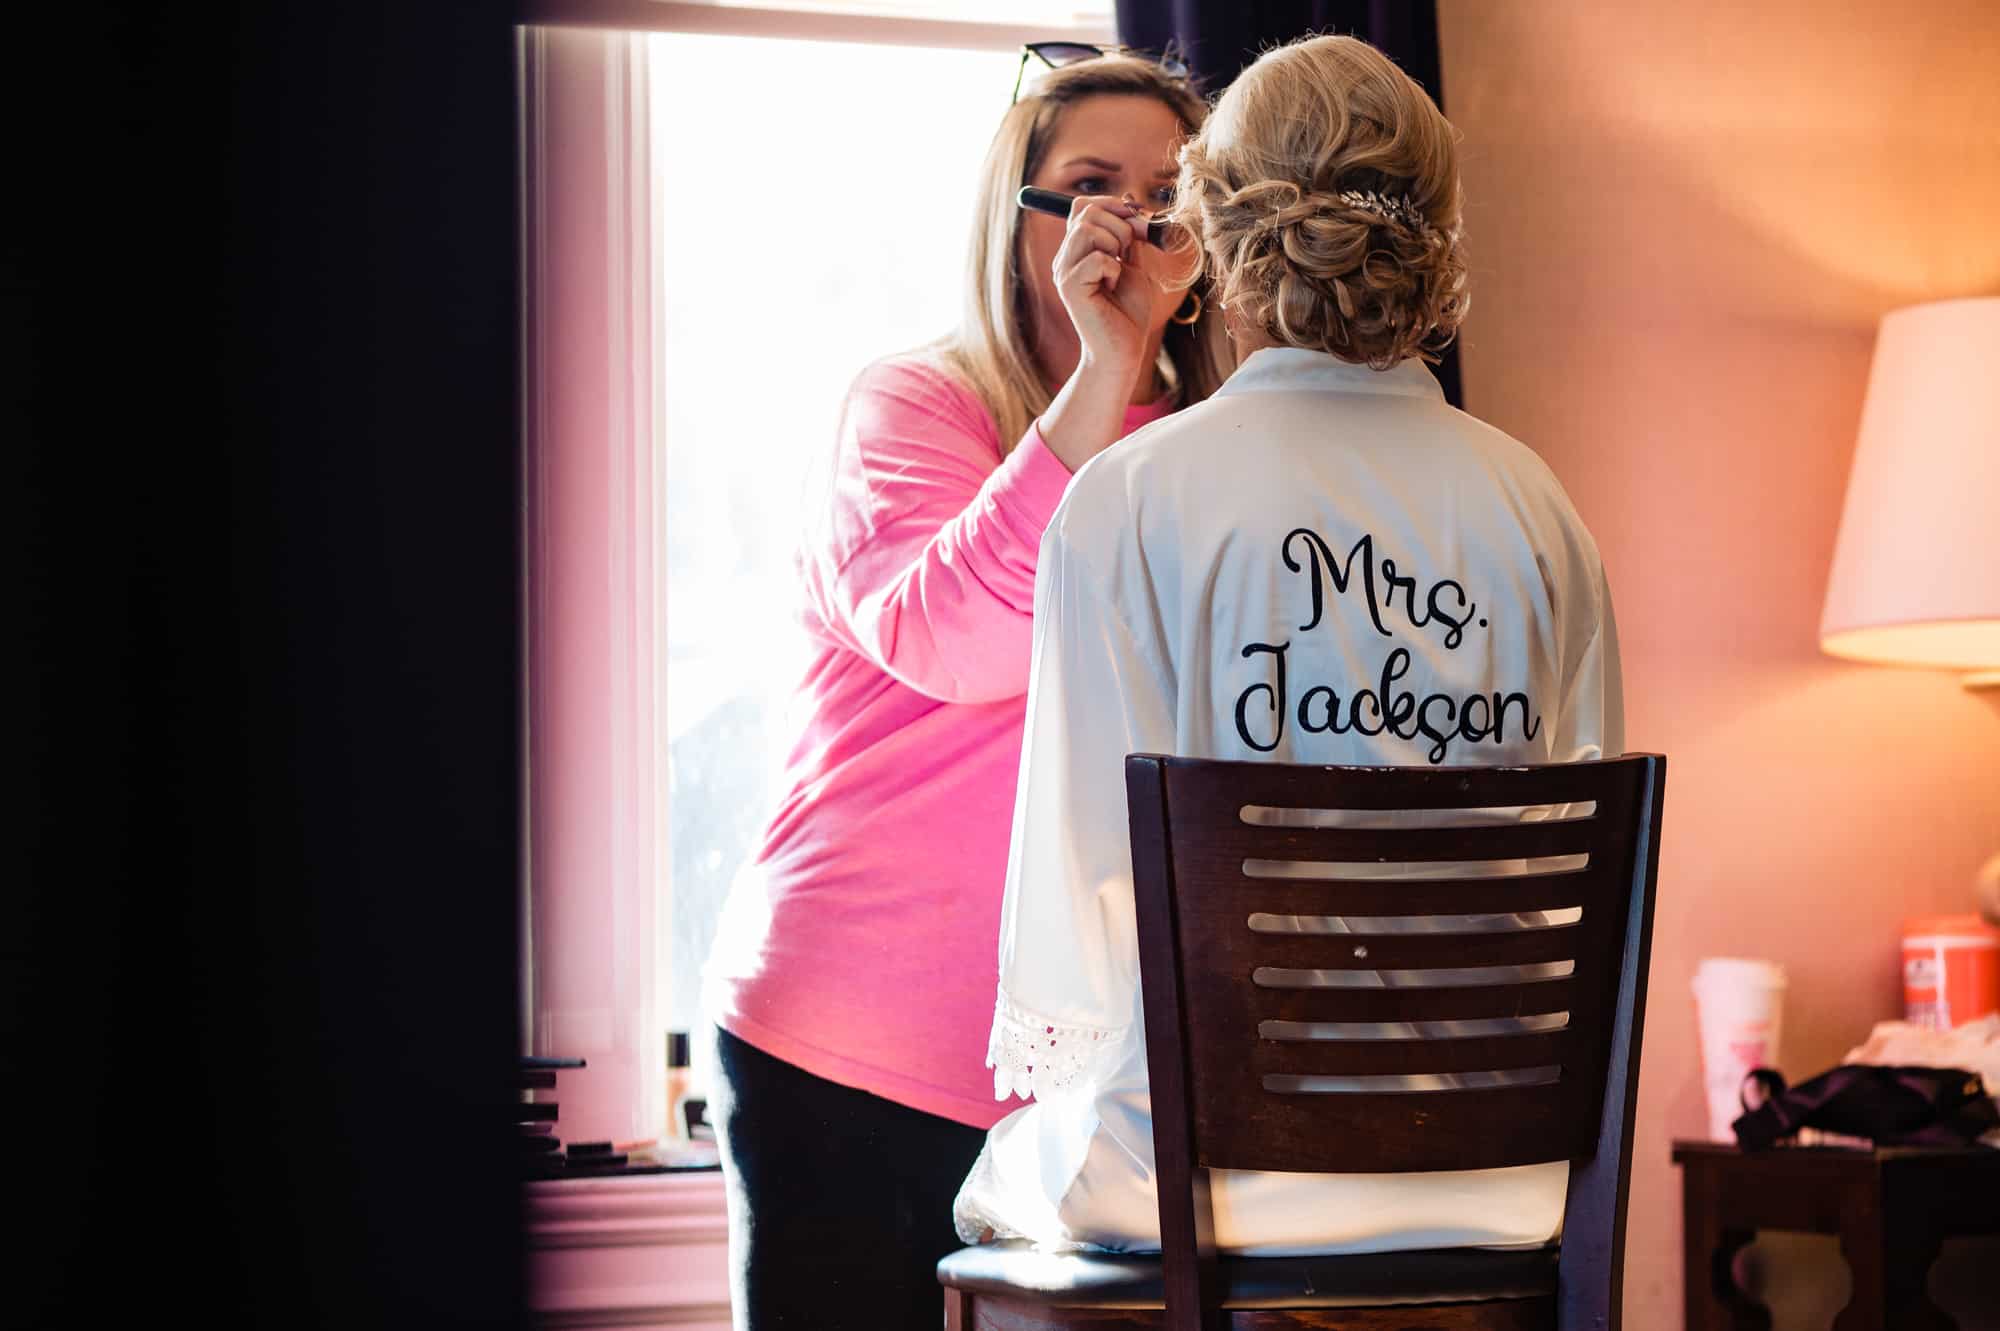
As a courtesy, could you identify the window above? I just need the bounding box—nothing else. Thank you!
[522,4,1112,1138]
[653,31,1032,1033]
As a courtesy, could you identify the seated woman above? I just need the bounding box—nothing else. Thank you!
[952,33,1624,1255]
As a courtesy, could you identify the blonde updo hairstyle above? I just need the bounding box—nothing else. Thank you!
[931,52,1231,452]
[1167,34,1468,369]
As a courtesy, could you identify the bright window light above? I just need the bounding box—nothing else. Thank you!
[652,32,1024,1030]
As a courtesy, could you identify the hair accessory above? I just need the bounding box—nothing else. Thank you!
[1335,189,1431,233]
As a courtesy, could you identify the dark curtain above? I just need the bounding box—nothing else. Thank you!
[1115,0,1463,409]
[13,4,524,1326]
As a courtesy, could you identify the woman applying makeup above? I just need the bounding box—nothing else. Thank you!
[700,47,1228,1331]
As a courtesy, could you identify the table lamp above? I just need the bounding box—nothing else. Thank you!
[1819,296,2000,919]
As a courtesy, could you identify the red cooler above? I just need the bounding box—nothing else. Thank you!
[1902,913,2000,1030]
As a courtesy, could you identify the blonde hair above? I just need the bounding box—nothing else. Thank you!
[1167,34,1468,369]
[927,53,1231,453]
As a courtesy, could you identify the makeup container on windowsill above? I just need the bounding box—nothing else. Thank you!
[683,1094,714,1143]
[665,1030,692,1141]
[612,1032,719,1169]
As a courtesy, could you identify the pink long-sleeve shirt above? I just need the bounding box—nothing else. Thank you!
[701,353,1176,1127]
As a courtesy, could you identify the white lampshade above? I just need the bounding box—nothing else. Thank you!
[1820,297,2000,675]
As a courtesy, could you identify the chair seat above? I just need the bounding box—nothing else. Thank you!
[936,1240,1559,1310]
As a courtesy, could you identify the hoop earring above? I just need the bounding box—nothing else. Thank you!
[1170,290,1203,326]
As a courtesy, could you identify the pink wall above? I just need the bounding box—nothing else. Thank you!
[1437,2,2000,1323]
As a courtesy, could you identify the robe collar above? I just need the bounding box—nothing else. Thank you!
[1213,346,1445,403]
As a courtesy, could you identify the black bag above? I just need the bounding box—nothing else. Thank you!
[1731,1064,1998,1151]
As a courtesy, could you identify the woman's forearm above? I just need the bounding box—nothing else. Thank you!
[1036,354,1146,474]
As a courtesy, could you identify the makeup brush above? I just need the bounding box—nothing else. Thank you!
[1016,186,1172,247]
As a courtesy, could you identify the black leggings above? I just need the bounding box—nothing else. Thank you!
[710,1025,988,1331]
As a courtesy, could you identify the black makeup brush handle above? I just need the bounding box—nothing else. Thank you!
[1016,186,1169,246]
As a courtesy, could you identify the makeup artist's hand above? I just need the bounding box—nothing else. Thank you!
[1050,193,1161,379]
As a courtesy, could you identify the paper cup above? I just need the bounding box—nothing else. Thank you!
[1691,958,1787,1142]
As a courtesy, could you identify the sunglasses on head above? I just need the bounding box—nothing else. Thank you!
[1010,41,1192,106]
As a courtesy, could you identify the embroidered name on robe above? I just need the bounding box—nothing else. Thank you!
[1233,526,1543,763]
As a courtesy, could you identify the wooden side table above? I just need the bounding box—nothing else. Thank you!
[1673,1139,2000,1330]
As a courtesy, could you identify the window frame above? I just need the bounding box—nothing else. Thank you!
[519,0,1114,1148]
[521,0,1112,51]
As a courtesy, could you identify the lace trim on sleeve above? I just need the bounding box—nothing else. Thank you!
[986,991,1126,1102]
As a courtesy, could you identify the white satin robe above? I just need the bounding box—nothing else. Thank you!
[952,347,1624,1255]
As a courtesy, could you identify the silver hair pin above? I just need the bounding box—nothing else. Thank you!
[1336,189,1430,232]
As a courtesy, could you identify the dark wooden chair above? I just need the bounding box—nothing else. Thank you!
[939,754,1665,1331]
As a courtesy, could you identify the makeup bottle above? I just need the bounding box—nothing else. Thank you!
[664,1031,692,1141]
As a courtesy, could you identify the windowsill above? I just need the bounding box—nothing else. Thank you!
[527,1166,726,1242]
[527,1168,730,1328]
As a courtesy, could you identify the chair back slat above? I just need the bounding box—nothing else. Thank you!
[1179,866,1593,916]
[1210,760,1616,809]
[1207,919,1585,972]
[1253,1028,1572,1077]
[1251,976,1578,1024]
[1174,1083,1598,1175]
[1220,818,1599,864]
